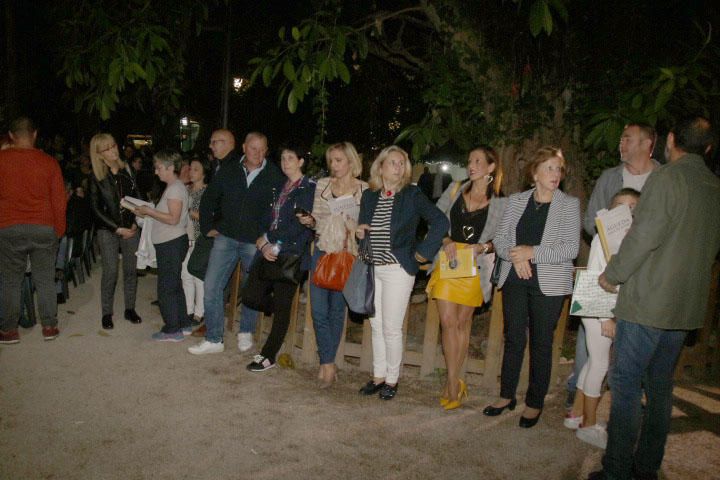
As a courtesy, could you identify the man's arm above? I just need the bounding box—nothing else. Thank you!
[50,162,67,237]
[199,169,223,236]
[584,169,615,237]
[603,171,675,285]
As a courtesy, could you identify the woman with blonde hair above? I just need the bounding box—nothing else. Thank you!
[89,133,142,330]
[356,146,448,400]
[297,142,368,387]
[427,146,507,410]
[483,146,580,428]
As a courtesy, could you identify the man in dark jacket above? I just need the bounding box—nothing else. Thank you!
[593,117,720,480]
[188,131,285,355]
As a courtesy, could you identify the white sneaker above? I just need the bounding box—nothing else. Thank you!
[188,340,225,355]
[237,332,253,352]
[563,414,583,430]
[576,424,608,449]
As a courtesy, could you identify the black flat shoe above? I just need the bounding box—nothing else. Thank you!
[519,410,542,428]
[124,309,142,324]
[359,380,385,395]
[483,398,517,416]
[378,383,398,400]
[102,314,114,330]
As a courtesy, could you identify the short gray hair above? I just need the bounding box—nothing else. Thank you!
[153,149,183,174]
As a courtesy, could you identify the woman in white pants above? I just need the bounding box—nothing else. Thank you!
[355,146,448,400]
[181,158,210,326]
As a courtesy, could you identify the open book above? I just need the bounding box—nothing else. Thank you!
[120,196,153,212]
[595,204,632,262]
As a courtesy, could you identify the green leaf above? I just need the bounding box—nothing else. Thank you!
[529,1,546,37]
[262,65,273,86]
[542,2,553,35]
[278,26,285,41]
[108,59,122,87]
[605,120,624,152]
[287,90,298,113]
[145,62,156,88]
[654,80,675,111]
[336,31,346,56]
[283,59,296,81]
[357,34,369,59]
[337,61,350,84]
[248,57,263,65]
[291,26,301,41]
[659,67,674,79]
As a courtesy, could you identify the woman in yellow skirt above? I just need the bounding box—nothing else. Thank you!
[427,146,507,410]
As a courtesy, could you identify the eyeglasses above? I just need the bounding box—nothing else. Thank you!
[99,143,117,153]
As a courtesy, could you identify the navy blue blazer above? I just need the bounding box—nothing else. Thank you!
[259,175,316,270]
[358,184,449,275]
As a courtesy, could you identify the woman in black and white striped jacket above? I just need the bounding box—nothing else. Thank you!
[482,146,580,428]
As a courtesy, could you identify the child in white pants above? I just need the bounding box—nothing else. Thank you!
[565,188,640,449]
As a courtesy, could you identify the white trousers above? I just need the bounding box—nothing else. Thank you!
[370,264,415,385]
[576,317,613,397]
[181,241,204,317]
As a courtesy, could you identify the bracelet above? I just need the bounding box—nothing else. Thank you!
[481,243,490,254]
[259,242,269,251]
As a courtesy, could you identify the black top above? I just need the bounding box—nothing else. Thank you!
[89,166,140,231]
[506,196,550,286]
[449,194,488,244]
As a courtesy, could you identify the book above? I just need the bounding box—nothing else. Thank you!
[120,196,153,212]
[595,204,633,262]
[438,248,477,279]
[570,268,617,318]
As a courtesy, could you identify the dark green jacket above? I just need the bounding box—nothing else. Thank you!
[605,153,720,330]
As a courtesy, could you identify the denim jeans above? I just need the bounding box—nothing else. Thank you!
[309,248,348,364]
[602,320,687,480]
[154,235,189,333]
[202,234,260,344]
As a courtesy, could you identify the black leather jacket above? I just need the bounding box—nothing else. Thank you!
[90,166,141,231]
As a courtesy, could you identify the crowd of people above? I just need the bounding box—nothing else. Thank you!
[1,115,719,480]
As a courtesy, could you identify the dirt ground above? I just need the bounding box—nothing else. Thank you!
[1,270,718,480]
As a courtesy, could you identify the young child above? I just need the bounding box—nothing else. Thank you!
[564,188,640,449]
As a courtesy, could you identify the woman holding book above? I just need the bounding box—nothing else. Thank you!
[134,150,190,342]
[426,146,507,410]
[483,146,580,428]
[89,133,143,330]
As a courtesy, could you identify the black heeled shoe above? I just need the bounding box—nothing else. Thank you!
[102,314,114,330]
[359,380,385,396]
[483,398,517,416]
[124,309,142,324]
[519,410,542,428]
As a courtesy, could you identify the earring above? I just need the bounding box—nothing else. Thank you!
[485,174,494,184]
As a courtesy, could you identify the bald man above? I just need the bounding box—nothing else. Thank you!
[209,129,236,173]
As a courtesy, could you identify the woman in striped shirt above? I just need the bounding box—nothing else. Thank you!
[355,146,448,400]
[482,146,580,427]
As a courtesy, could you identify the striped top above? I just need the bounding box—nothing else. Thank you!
[369,194,398,265]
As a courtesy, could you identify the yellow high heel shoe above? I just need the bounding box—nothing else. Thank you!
[443,380,469,411]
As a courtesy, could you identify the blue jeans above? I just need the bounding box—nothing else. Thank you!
[566,322,588,393]
[602,320,687,480]
[309,249,348,364]
[155,235,189,333]
[202,234,260,343]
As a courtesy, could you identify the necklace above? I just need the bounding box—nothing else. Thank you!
[531,194,549,211]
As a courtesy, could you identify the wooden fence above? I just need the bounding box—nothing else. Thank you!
[226,258,720,386]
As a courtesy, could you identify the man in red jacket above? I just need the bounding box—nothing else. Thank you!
[0,117,67,343]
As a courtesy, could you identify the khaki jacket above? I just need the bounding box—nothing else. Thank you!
[605,154,720,330]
